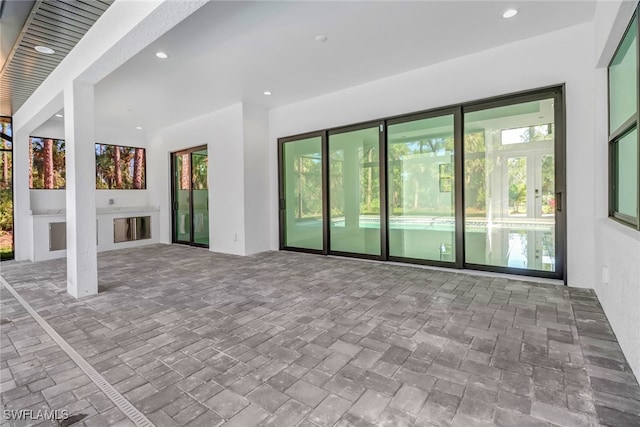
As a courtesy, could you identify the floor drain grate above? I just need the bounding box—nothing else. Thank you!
[0,276,155,427]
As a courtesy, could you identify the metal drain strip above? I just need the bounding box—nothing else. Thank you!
[0,276,155,427]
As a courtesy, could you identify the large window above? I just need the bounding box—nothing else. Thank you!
[1,117,13,260]
[95,144,146,189]
[279,87,565,280]
[30,137,66,189]
[609,10,639,228]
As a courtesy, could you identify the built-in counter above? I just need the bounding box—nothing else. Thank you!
[30,206,160,261]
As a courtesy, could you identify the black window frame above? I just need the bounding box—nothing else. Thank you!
[608,7,640,230]
[95,143,147,190]
[0,116,14,260]
[29,136,66,190]
[278,85,566,282]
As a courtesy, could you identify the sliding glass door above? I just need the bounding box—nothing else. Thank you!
[463,95,562,274]
[278,87,564,279]
[387,113,457,264]
[328,124,384,258]
[172,146,209,247]
[279,134,324,252]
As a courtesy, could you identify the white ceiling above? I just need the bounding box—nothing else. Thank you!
[90,1,596,132]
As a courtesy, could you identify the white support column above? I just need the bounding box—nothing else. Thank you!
[12,127,33,261]
[64,80,97,298]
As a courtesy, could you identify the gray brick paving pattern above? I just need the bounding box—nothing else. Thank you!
[1,244,639,426]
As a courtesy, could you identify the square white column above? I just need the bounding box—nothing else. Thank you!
[12,128,33,261]
[64,81,97,298]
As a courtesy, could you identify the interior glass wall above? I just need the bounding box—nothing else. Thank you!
[281,136,323,250]
[464,98,557,272]
[387,114,455,261]
[329,126,381,256]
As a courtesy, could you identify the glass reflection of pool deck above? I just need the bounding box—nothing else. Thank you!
[319,216,554,232]
[288,215,555,271]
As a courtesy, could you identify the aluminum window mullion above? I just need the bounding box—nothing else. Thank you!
[608,6,640,228]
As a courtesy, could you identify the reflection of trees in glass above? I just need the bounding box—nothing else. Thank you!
[192,153,208,190]
[30,137,66,189]
[293,154,322,219]
[541,155,555,213]
[388,136,453,215]
[95,144,145,189]
[508,157,527,214]
[464,131,487,214]
[360,145,379,215]
[330,151,344,217]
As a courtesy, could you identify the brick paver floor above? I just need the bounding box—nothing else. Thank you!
[0,286,131,427]
[1,244,639,426]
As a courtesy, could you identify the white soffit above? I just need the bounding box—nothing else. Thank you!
[95,1,597,132]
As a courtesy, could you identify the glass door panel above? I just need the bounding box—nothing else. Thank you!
[329,126,381,256]
[174,152,191,243]
[464,98,556,272]
[387,114,455,261]
[172,146,208,247]
[282,136,323,250]
[192,149,209,246]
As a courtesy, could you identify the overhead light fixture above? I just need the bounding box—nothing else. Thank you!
[155,51,168,59]
[55,114,63,118]
[136,126,143,130]
[315,35,328,43]
[502,9,518,18]
[34,46,55,54]
[263,91,272,96]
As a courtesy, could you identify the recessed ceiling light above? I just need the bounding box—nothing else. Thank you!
[263,91,272,96]
[156,51,168,59]
[34,46,55,54]
[315,35,328,43]
[135,126,143,130]
[55,114,63,118]
[502,9,518,18]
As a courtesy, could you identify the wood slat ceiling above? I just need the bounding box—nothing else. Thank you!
[0,0,113,116]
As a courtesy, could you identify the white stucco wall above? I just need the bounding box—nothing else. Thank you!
[146,102,271,256]
[243,103,271,255]
[592,0,640,381]
[269,22,597,289]
[146,103,247,255]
